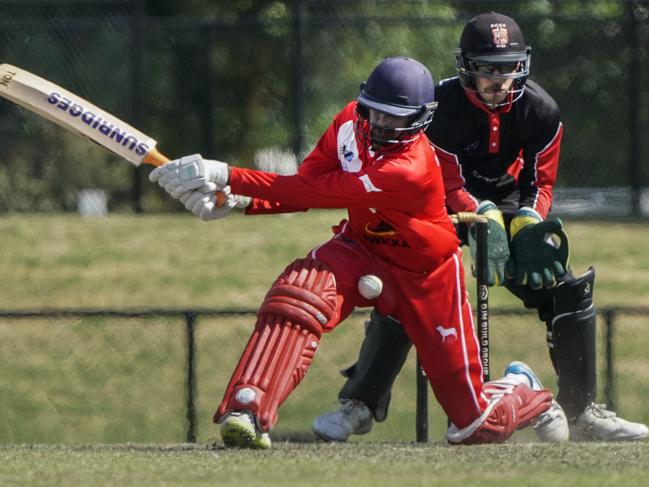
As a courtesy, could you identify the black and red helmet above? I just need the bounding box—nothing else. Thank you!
[456,12,532,108]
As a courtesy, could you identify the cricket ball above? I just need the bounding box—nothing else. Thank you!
[358,274,383,300]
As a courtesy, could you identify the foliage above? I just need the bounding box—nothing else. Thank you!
[0,0,647,211]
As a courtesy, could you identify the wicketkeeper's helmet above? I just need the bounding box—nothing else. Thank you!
[456,12,531,108]
[356,56,437,150]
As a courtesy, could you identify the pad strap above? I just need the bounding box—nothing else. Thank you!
[446,381,553,445]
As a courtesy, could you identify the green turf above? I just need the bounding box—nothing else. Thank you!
[0,213,648,308]
[2,443,649,487]
[1,213,649,442]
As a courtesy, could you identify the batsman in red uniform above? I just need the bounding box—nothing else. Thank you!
[150,56,552,448]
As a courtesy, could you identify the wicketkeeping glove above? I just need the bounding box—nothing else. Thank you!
[468,200,509,286]
[505,207,569,289]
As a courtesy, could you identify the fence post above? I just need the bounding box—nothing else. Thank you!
[185,311,198,443]
[201,24,215,157]
[130,0,145,213]
[415,354,428,443]
[627,1,643,216]
[291,0,305,158]
[604,309,616,411]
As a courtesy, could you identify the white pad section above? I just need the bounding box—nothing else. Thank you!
[446,395,502,444]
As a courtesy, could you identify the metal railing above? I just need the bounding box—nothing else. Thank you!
[0,306,644,443]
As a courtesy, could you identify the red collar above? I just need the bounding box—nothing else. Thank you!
[464,89,513,154]
[465,89,514,115]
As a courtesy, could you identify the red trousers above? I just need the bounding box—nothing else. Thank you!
[217,224,488,430]
[311,227,488,428]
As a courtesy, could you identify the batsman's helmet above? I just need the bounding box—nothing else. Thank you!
[356,56,437,150]
[456,12,531,108]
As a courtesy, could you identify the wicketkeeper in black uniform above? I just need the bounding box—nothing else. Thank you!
[312,11,648,443]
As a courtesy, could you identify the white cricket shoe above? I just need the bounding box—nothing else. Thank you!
[312,399,374,442]
[219,411,271,449]
[570,403,649,442]
[504,361,569,442]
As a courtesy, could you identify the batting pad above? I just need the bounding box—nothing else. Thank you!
[215,258,338,431]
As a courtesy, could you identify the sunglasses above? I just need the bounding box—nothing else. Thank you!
[474,62,520,75]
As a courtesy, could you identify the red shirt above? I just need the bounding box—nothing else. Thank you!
[229,101,459,273]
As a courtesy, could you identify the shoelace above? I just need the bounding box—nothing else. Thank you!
[340,399,366,415]
[587,403,617,419]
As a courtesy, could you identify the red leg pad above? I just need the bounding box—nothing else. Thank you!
[511,384,555,431]
[447,382,553,445]
[215,258,338,431]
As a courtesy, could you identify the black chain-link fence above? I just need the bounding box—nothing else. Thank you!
[0,0,647,214]
[1,307,648,443]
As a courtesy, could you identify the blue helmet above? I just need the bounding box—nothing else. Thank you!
[356,57,437,149]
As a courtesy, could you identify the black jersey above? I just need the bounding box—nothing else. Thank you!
[426,77,562,219]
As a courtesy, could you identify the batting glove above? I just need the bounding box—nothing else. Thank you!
[149,154,230,198]
[178,183,238,221]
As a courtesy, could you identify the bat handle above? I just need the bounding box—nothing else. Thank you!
[143,147,169,166]
[143,148,227,207]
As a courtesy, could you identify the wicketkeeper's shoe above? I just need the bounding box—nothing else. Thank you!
[504,361,569,442]
[219,411,271,449]
[570,403,649,442]
[312,399,373,442]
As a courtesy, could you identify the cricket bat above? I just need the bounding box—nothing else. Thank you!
[0,63,225,204]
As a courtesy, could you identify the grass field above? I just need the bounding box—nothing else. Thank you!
[1,212,649,309]
[3,442,649,487]
[1,212,649,485]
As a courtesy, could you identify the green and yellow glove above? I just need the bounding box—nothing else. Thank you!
[506,207,570,289]
[469,200,509,286]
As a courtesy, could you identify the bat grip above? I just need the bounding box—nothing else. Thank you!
[143,148,169,166]
[143,149,227,207]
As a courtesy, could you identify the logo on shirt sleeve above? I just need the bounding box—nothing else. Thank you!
[359,174,382,193]
[337,121,362,172]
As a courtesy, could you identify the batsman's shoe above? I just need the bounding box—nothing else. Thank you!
[219,411,271,449]
[504,361,569,442]
[570,403,649,442]
[312,399,373,442]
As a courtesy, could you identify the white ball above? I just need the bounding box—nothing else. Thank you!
[358,274,383,300]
